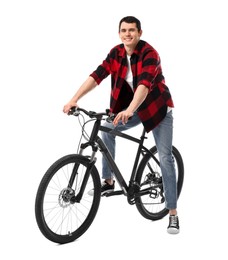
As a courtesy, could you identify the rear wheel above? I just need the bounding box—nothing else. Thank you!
[135,146,184,220]
[35,154,101,244]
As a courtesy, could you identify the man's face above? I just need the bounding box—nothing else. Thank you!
[119,22,142,49]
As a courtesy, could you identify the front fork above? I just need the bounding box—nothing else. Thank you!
[68,142,98,203]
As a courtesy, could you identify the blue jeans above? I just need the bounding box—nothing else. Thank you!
[101,111,177,209]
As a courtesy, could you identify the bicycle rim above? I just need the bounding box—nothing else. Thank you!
[35,154,101,244]
[135,146,184,220]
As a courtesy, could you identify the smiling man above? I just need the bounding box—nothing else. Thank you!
[63,16,179,234]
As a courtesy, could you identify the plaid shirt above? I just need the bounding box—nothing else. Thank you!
[90,40,174,132]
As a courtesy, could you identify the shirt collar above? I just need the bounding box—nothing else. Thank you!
[118,40,144,57]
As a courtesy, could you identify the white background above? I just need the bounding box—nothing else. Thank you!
[1,0,227,259]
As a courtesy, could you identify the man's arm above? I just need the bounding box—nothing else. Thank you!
[113,84,149,126]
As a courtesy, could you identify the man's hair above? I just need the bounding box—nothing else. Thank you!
[118,16,141,32]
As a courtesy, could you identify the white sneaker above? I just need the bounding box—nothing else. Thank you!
[87,180,115,196]
[167,215,180,234]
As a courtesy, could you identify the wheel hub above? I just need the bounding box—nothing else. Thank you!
[58,188,75,208]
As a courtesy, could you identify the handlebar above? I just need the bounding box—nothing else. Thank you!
[68,107,116,122]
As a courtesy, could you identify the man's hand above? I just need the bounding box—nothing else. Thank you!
[63,102,77,114]
[113,110,133,126]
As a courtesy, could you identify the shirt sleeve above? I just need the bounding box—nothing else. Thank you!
[90,54,111,85]
[137,49,162,91]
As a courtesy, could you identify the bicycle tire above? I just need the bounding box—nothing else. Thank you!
[135,146,184,220]
[35,154,101,244]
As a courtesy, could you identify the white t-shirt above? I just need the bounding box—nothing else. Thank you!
[125,55,134,91]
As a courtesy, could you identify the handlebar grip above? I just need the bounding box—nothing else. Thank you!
[68,106,78,116]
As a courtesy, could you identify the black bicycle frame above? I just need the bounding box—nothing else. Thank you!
[73,116,160,198]
[96,125,159,195]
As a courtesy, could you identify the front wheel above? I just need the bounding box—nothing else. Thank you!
[135,146,184,220]
[35,154,101,244]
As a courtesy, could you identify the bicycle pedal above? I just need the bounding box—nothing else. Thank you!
[149,189,158,199]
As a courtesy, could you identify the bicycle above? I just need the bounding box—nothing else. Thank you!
[35,107,184,244]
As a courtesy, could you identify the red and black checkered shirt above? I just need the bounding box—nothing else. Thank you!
[90,40,174,132]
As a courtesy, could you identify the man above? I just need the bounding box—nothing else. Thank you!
[63,16,179,234]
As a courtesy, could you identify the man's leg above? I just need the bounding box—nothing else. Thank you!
[152,111,179,233]
[101,112,141,185]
